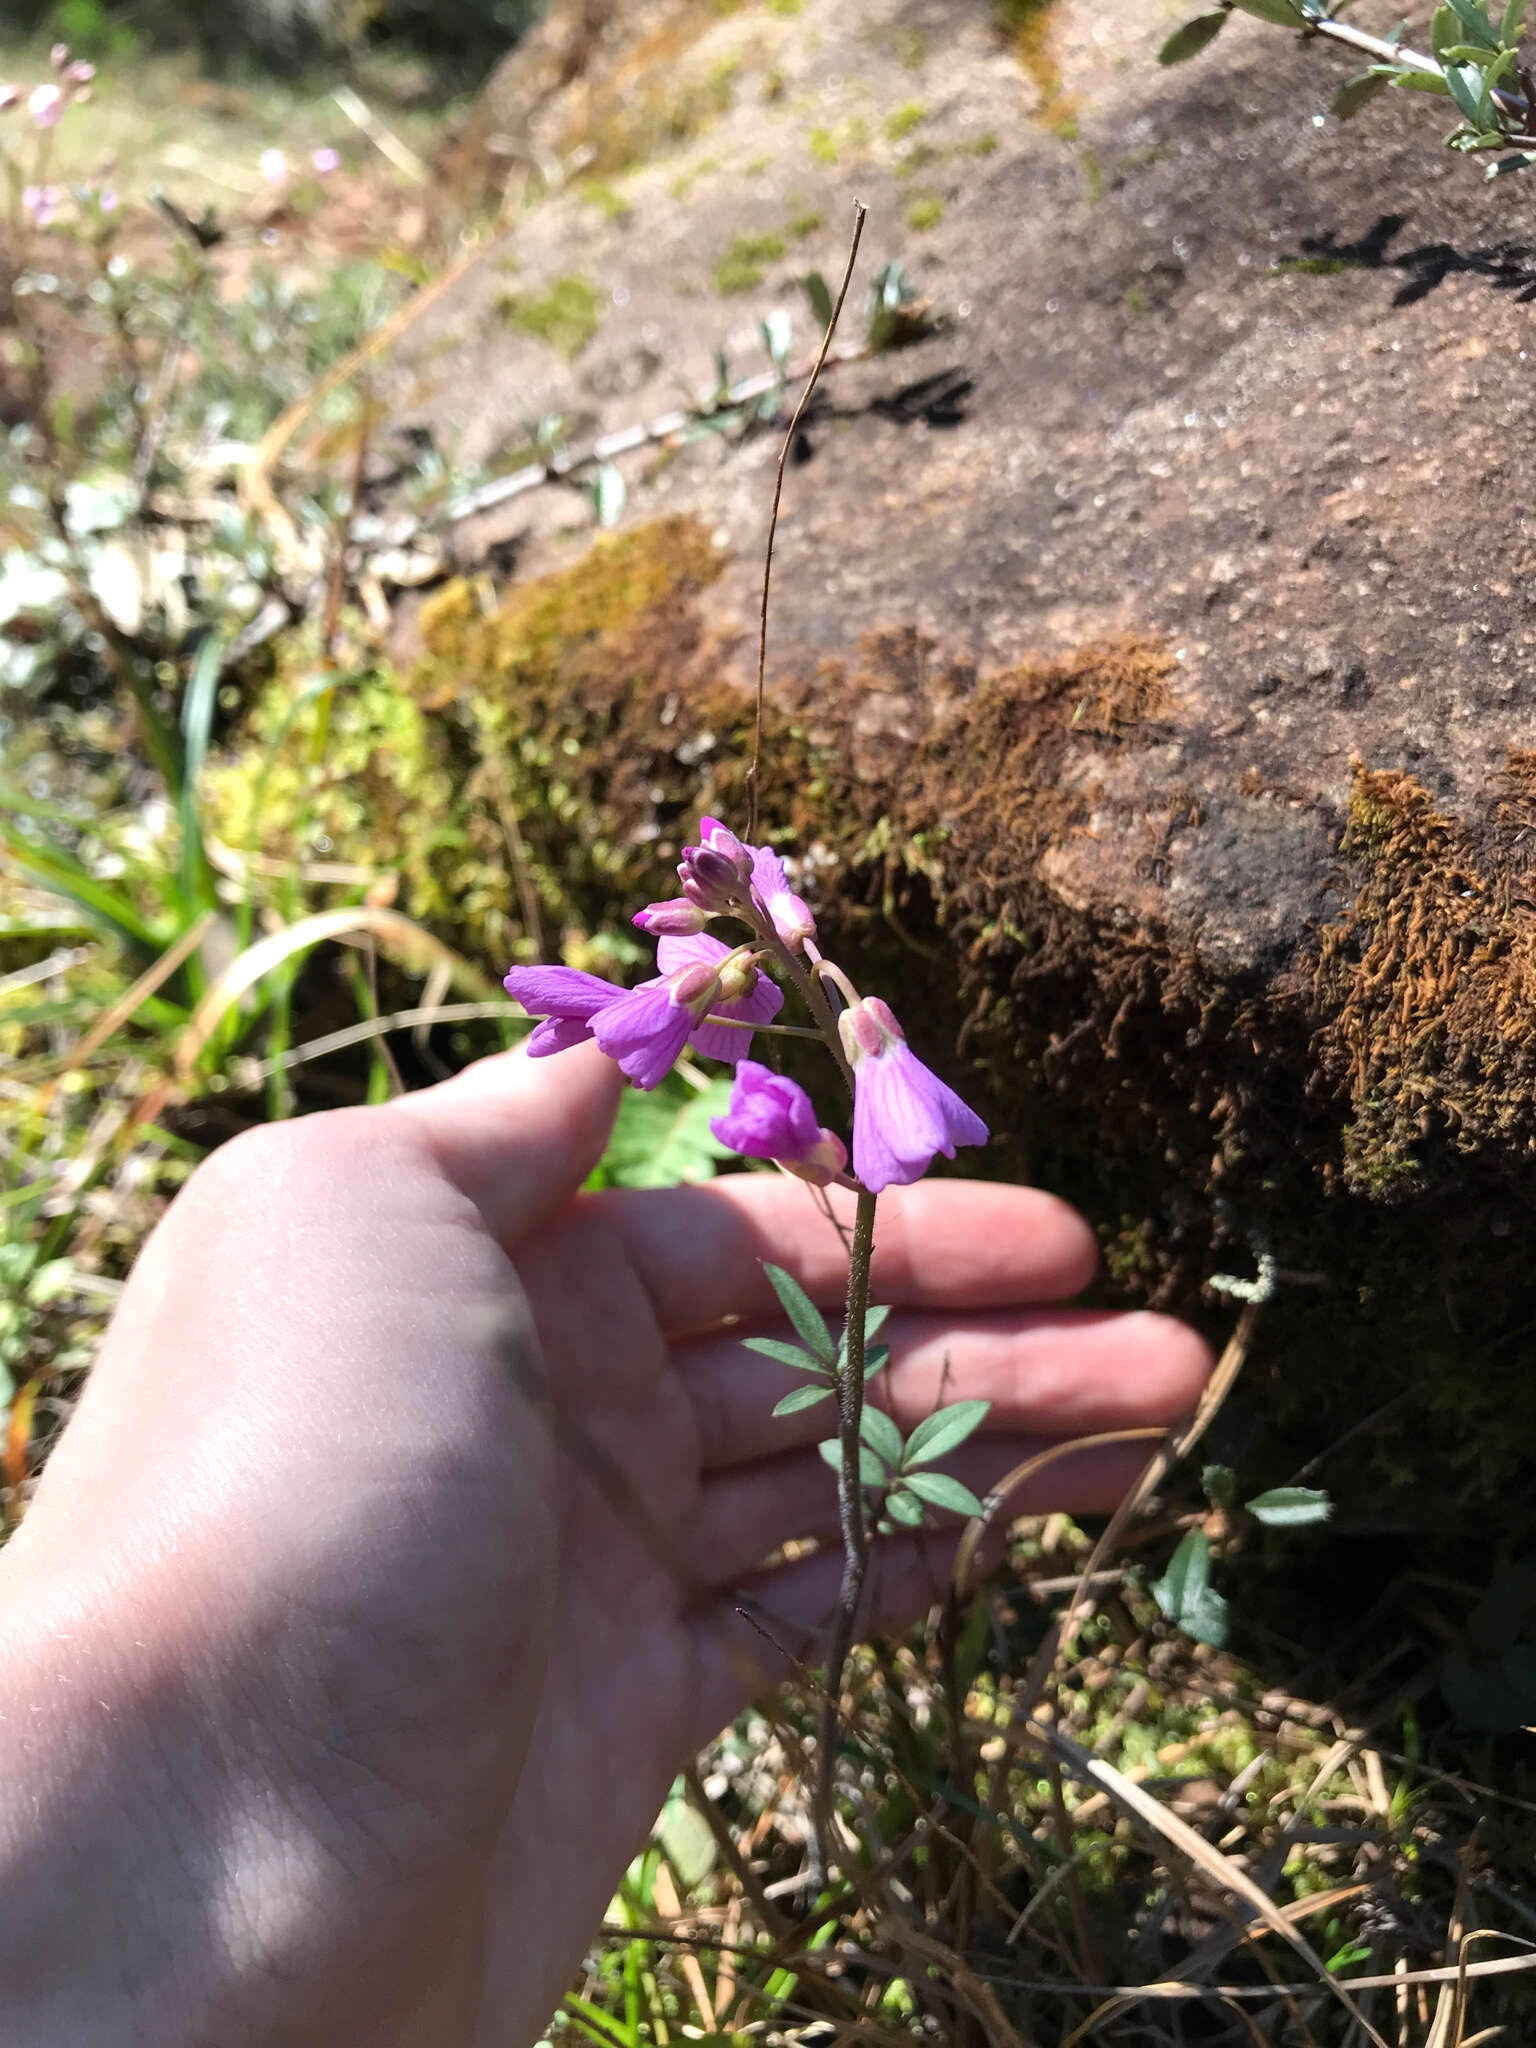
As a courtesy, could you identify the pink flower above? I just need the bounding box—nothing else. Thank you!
[50,43,70,69]
[589,974,712,1089]
[710,1061,846,1185]
[656,933,783,1062]
[312,146,340,175]
[29,83,64,129]
[65,61,94,86]
[838,996,988,1192]
[0,85,20,114]
[22,184,64,228]
[258,148,289,186]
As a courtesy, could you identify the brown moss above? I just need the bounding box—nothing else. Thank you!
[1312,762,1536,1197]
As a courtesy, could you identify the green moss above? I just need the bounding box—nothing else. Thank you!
[905,196,944,231]
[786,208,823,239]
[743,153,772,176]
[766,0,803,12]
[713,230,787,294]
[494,273,601,357]
[971,130,999,156]
[1123,282,1149,316]
[808,125,839,164]
[884,100,927,141]
[1270,254,1355,277]
[578,179,632,222]
[1080,146,1104,205]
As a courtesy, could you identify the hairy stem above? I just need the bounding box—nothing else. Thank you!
[815,1184,878,1875]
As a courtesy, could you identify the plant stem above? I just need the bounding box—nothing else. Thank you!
[815,1183,878,1875]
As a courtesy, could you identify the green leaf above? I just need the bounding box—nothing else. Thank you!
[1202,1463,1238,1511]
[743,1335,832,1375]
[903,1399,991,1467]
[1232,0,1306,22]
[1445,57,1490,115]
[817,1438,888,1488]
[1434,1,1465,53]
[585,463,626,529]
[802,269,834,329]
[1331,69,1392,116]
[600,1077,735,1188]
[860,1405,905,1470]
[902,1470,986,1517]
[863,1344,891,1379]
[884,1488,927,1527]
[773,1382,833,1416]
[179,632,224,914]
[1390,66,1454,91]
[654,1794,717,1888]
[1479,43,1519,115]
[1502,0,1526,44]
[763,1263,836,1365]
[1446,0,1501,46]
[1151,1530,1230,1647]
[1157,10,1228,63]
[1486,149,1536,172]
[1246,1485,1334,1527]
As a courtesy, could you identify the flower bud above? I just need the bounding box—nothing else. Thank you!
[669,961,723,1017]
[699,816,754,878]
[633,897,710,937]
[28,82,64,129]
[678,844,749,912]
[715,950,759,1004]
[50,42,69,68]
[66,61,95,86]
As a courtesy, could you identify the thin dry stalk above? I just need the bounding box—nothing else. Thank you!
[745,200,866,842]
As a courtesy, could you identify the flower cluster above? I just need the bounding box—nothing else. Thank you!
[0,45,94,131]
[505,817,987,1195]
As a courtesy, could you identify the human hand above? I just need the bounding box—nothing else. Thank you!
[0,1043,1210,2046]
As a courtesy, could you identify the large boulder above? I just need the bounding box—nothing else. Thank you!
[390,0,1536,1544]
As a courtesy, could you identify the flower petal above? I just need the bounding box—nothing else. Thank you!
[503,965,617,1021]
[591,985,693,1090]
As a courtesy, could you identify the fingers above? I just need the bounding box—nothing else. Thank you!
[681,1306,1212,1472]
[690,1526,1013,1744]
[584,1175,1100,1337]
[684,1432,1158,1587]
[390,1040,622,1243]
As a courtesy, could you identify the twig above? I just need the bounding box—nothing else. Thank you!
[745,200,866,843]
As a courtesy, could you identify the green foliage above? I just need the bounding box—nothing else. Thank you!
[494,274,602,357]
[884,101,927,140]
[1247,1485,1333,1527]
[591,1073,736,1189]
[904,195,944,231]
[1158,11,1228,65]
[1152,1529,1230,1646]
[713,231,787,295]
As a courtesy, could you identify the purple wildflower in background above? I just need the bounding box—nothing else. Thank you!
[0,85,19,114]
[656,933,782,1062]
[28,82,63,128]
[838,996,988,1193]
[710,1062,846,1185]
[312,146,340,175]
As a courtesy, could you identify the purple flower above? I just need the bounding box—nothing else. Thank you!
[503,964,621,1058]
[657,933,782,1063]
[589,974,709,1089]
[710,1061,846,1184]
[0,85,20,114]
[50,42,70,69]
[838,996,988,1192]
[312,146,340,175]
[745,840,816,952]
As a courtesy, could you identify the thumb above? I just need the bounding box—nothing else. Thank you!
[390,1038,623,1246]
